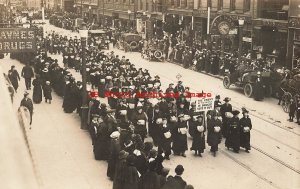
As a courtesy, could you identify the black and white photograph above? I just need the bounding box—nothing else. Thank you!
[0,0,300,189]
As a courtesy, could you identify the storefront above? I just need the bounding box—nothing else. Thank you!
[287,16,300,69]
[252,19,288,66]
[210,14,252,57]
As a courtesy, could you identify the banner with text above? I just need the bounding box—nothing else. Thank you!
[0,28,36,53]
[194,97,215,112]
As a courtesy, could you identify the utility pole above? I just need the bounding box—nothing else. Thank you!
[41,0,45,22]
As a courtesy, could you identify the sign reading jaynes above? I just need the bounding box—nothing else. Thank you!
[0,28,36,53]
[194,97,215,112]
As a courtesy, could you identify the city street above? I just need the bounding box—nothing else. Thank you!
[2,21,299,189]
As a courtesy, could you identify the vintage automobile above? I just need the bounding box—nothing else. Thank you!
[88,30,110,50]
[116,33,142,52]
[223,69,273,99]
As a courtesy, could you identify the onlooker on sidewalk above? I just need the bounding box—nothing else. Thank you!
[8,65,20,92]
[20,91,34,125]
[43,81,52,104]
[21,63,34,90]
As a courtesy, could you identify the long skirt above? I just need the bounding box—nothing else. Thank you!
[33,86,43,103]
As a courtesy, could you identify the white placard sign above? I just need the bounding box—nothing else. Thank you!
[194,97,215,112]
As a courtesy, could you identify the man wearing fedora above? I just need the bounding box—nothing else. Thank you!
[21,63,34,90]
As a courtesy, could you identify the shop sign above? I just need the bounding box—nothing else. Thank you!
[0,28,36,53]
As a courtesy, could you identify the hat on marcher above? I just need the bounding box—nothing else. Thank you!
[175,165,184,175]
[46,81,50,85]
[100,103,107,107]
[223,97,231,102]
[215,95,220,99]
[42,68,48,72]
[118,150,129,160]
[232,110,240,116]
[92,114,100,118]
[110,131,120,139]
[24,91,29,96]
[242,107,249,114]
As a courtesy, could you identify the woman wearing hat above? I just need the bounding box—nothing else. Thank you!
[220,97,232,138]
[239,109,252,153]
[133,106,148,141]
[225,110,241,153]
[207,110,222,157]
[107,131,121,180]
[112,150,129,189]
[190,115,206,157]
[172,114,188,157]
[157,118,172,160]
[32,75,43,104]
[93,116,111,160]
[43,81,52,104]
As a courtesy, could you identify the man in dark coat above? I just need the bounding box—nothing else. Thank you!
[161,165,187,189]
[20,91,34,125]
[21,63,34,90]
[139,161,161,189]
[239,109,252,153]
[8,65,20,92]
[32,75,43,104]
[225,110,241,153]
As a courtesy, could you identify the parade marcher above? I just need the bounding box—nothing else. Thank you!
[122,154,140,189]
[62,77,78,113]
[207,110,222,157]
[32,75,43,104]
[8,65,20,92]
[172,114,188,157]
[239,108,252,153]
[220,97,232,138]
[225,110,241,153]
[107,131,121,180]
[133,106,148,141]
[157,118,172,160]
[253,72,264,101]
[21,63,34,90]
[89,114,99,145]
[20,91,34,125]
[113,150,129,189]
[147,104,163,145]
[190,115,206,157]
[161,165,187,189]
[43,81,52,104]
[296,96,300,125]
[93,116,111,160]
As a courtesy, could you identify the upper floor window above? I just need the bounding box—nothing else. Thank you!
[218,0,223,10]
[244,0,250,12]
[230,0,236,11]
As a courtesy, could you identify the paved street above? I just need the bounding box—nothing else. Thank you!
[0,21,299,189]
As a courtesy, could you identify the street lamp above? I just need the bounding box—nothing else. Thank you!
[238,19,245,65]
[79,24,89,130]
[89,6,92,23]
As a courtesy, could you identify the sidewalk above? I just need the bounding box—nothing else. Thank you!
[0,55,112,189]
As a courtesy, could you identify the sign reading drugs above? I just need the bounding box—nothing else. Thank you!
[0,28,36,53]
[194,97,215,112]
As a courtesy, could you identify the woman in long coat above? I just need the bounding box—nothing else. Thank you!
[157,118,172,160]
[239,109,252,153]
[113,150,129,189]
[107,131,121,180]
[225,110,241,153]
[32,75,43,104]
[190,115,206,157]
[139,161,161,189]
[207,111,222,157]
[172,114,188,157]
[93,117,111,160]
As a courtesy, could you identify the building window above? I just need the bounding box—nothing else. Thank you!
[170,0,174,6]
[230,0,236,11]
[218,0,223,10]
[207,0,212,7]
[244,0,250,12]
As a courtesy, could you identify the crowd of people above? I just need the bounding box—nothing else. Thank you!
[6,24,256,188]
